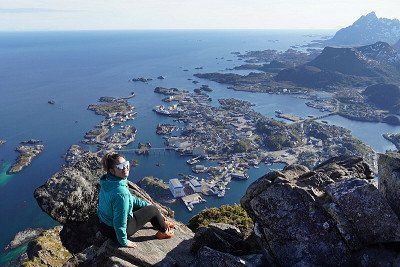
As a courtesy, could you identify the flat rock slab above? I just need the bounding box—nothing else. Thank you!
[101,221,195,266]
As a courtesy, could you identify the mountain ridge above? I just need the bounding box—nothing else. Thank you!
[326,12,400,46]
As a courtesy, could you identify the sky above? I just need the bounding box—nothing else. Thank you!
[0,0,399,31]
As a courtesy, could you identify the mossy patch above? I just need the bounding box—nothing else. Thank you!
[187,204,253,236]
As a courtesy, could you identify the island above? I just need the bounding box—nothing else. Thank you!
[86,96,137,152]
[8,141,44,174]
[156,123,176,135]
[136,142,151,155]
[0,139,5,146]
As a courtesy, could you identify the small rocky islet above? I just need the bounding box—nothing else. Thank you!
[7,141,44,175]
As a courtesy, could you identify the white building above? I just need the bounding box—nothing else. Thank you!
[189,179,202,193]
[192,165,207,173]
[169,179,185,198]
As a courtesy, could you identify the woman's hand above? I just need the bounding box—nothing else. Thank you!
[126,240,137,248]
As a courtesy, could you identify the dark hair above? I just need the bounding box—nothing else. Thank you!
[102,152,125,173]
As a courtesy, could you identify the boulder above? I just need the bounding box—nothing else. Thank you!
[325,178,400,248]
[314,155,373,180]
[191,223,253,256]
[245,181,351,266]
[240,164,309,213]
[241,155,400,265]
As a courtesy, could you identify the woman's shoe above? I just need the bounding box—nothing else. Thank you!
[155,229,174,239]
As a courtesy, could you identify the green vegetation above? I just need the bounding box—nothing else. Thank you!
[187,204,253,236]
[256,119,303,150]
[23,227,71,267]
[139,176,169,190]
[232,139,255,153]
[138,176,171,203]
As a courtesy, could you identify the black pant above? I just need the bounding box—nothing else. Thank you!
[99,205,167,243]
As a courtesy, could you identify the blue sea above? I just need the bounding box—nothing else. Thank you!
[0,30,398,264]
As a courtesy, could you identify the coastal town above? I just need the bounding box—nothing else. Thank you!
[150,86,376,210]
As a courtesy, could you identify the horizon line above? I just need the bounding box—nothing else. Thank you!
[0,28,337,33]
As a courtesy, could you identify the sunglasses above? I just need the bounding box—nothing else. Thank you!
[115,161,130,170]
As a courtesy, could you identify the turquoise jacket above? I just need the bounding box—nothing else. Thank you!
[97,174,148,246]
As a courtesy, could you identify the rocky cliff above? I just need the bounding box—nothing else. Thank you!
[26,152,400,266]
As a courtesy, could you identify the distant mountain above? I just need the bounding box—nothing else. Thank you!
[326,12,400,46]
[275,42,400,88]
[309,42,399,77]
[363,83,400,112]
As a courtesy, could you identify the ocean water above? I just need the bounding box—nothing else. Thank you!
[0,30,397,263]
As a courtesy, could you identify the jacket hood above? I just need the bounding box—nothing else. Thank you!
[99,173,128,192]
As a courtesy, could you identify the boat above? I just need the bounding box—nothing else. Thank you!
[186,156,201,165]
[231,173,249,180]
[217,189,225,197]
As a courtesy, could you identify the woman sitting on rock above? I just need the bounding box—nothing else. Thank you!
[97,152,174,248]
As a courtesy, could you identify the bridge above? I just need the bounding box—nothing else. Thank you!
[291,112,337,125]
[116,147,175,155]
